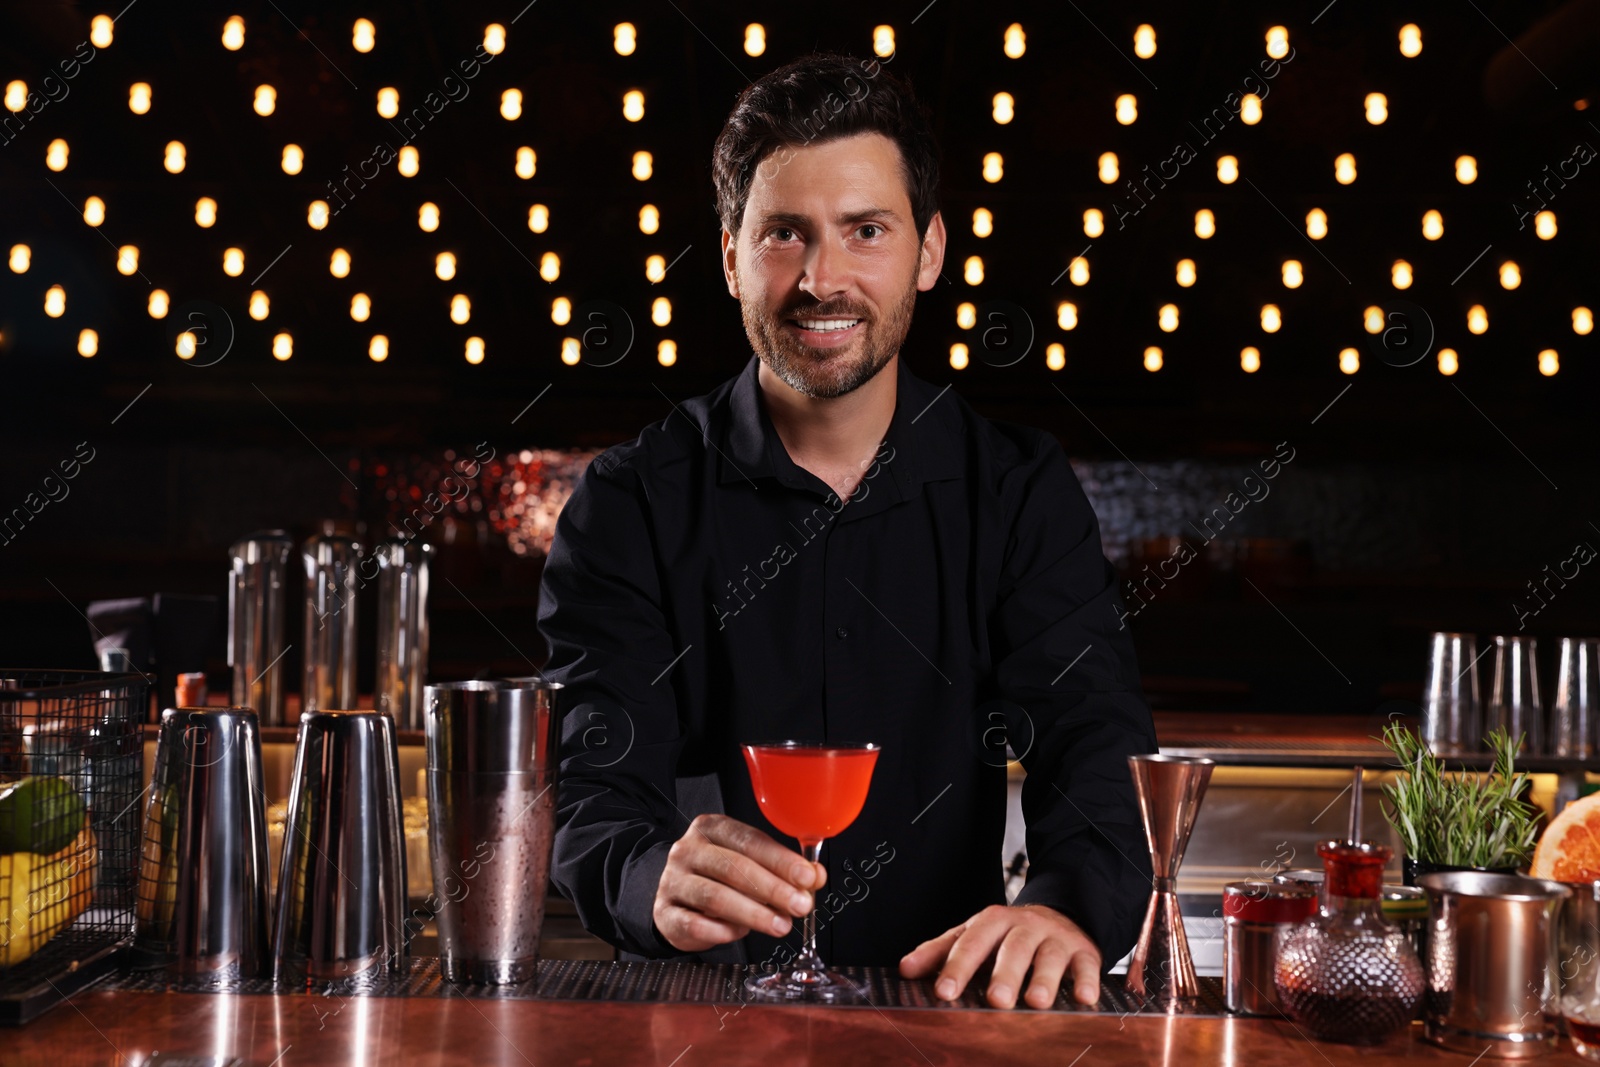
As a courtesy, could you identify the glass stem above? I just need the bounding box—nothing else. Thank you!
[797,840,823,972]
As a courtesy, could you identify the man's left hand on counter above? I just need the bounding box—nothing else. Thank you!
[898,903,1101,1010]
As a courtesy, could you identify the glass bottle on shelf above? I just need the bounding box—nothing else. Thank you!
[1274,839,1425,1044]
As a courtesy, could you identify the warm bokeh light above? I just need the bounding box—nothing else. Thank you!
[306,200,327,229]
[483,24,506,55]
[378,87,399,119]
[272,332,293,360]
[1057,302,1078,330]
[352,18,375,53]
[1455,155,1477,183]
[1575,307,1595,335]
[465,337,485,364]
[873,25,895,58]
[450,294,471,324]
[1004,23,1026,59]
[1115,94,1137,125]
[4,81,25,112]
[1143,346,1163,372]
[1391,260,1413,289]
[639,204,659,234]
[983,152,1004,183]
[1176,259,1196,287]
[1217,156,1238,183]
[1046,343,1065,371]
[435,252,456,280]
[501,89,523,121]
[1535,211,1556,239]
[249,291,269,321]
[517,147,537,179]
[644,255,664,282]
[652,296,672,327]
[1499,261,1521,289]
[1539,349,1559,376]
[1399,24,1423,57]
[223,247,244,277]
[253,85,275,117]
[222,16,245,51]
[129,82,151,114]
[397,146,418,177]
[116,245,138,275]
[1158,304,1179,332]
[1195,209,1215,239]
[7,244,28,272]
[1365,93,1388,124]
[1335,152,1356,184]
[1282,260,1303,288]
[992,92,1014,124]
[1098,152,1119,184]
[972,207,993,238]
[1306,208,1328,240]
[1467,305,1488,335]
[1339,348,1360,374]
[164,140,186,173]
[46,138,68,171]
[657,339,677,367]
[1083,209,1104,238]
[964,256,984,285]
[1266,26,1289,59]
[631,151,651,181]
[83,196,105,226]
[1437,348,1458,376]
[195,197,218,227]
[1134,24,1156,59]
[551,297,571,325]
[956,302,976,330]
[281,144,303,175]
[77,328,98,358]
[1422,209,1443,240]
[561,337,581,365]
[1364,306,1384,334]
[540,251,561,282]
[950,343,969,370]
[350,293,371,321]
[1068,256,1089,286]
[745,24,766,57]
[1261,304,1281,332]
[44,285,65,318]
[175,330,195,359]
[528,204,549,233]
[1241,347,1261,373]
[369,335,389,362]
[329,249,350,278]
[1240,94,1262,124]
[623,89,645,122]
[613,23,636,56]
[419,202,439,232]
[148,289,168,318]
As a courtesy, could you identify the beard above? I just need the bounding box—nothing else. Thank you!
[738,267,919,400]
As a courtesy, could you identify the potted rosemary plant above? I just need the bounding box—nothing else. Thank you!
[1378,723,1542,885]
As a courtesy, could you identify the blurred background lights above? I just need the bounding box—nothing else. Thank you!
[992,92,1014,124]
[1046,343,1065,371]
[540,251,561,282]
[1134,24,1156,59]
[465,337,485,364]
[873,25,895,58]
[1098,152,1119,183]
[450,294,471,324]
[1004,23,1025,58]
[253,85,275,116]
[1057,301,1078,330]
[7,244,28,272]
[147,289,168,317]
[744,24,766,57]
[1068,256,1090,286]
[1115,94,1137,124]
[164,140,186,173]
[352,18,375,52]
[1265,26,1289,59]
[1437,348,1458,376]
[435,252,456,280]
[44,285,65,317]
[1400,23,1423,57]
[501,89,522,120]
[632,151,652,180]
[1240,94,1262,124]
[1176,259,1196,287]
[4,81,24,111]
[175,330,195,359]
[957,302,976,329]
[983,152,1004,183]
[281,144,303,174]
[83,196,105,226]
[1143,346,1163,372]
[639,204,659,234]
[1216,156,1238,183]
[613,22,636,55]
[517,147,537,179]
[1575,307,1594,335]
[272,332,292,361]
[129,82,151,114]
[369,335,389,362]
[249,291,269,320]
[222,15,244,51]
[350,293,371,321]
[1391,259,1413,288]
[197,197,218,227]
[1456,155,1478,183]
[330,249,350,278]
[1241,347,1261,373]
[223,247,244,276]
[419,202,439,231]
[77,329,97,358]
[1365,93,1388,124]
[1306,208,1328,239]
[551,297,571,325]
[483,23,505,55]
[963,255,984,285]
[1083,208,1104,237]
[528,204,549,232]
[378,87,398,118]
[1499,261,1521,289]
[1261,304,1281,332]
[652,296,672,326]
[1195,209,1216,238]
[949,343,969,370]
[1535,211,1556,239]
[398,146,418,176]
[116,245,138,275]
[1422,209,1443,240]
[1468,305,1489,334]
[46,138,67,171]
[561,337,581,364]
[972,207,993,237]
[1282,260,1303,288]
[1340,348,1360,374]
[657,339,677,366]
[1364,306,1384,334]
[623,89,645,122]
[306,200,327,229]
[1158,304,1179,332]
[1539,349,1559,376]
[1335,152,1356,184]
[645,255,666,282]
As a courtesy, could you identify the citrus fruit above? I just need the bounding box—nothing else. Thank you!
[1531,793,1600,882]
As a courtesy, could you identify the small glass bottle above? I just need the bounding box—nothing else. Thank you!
[1274,840,1424,1044]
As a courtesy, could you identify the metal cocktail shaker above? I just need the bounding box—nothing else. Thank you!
[1422,632,1481,755]
[227,531,293,725]
[301,534,362,713]
[424,680,561,984]
[375,540,432,729]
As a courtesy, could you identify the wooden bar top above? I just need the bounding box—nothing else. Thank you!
[13,989,1595,1066]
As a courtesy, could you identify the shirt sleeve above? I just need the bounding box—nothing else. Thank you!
[537,450,685,958]
[987,431,1158,968]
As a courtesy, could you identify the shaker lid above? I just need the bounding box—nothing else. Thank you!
[1223,880,1318,923]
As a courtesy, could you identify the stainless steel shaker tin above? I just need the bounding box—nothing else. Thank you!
[301,534,362,713]
[1222,880,1317,1015]
[227,531,293,724]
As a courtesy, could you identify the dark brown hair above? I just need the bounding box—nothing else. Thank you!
[712,52,941,239]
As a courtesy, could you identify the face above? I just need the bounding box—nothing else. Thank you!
[722,131,945,400]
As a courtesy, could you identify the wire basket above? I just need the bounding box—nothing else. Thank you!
[0,669,146,1024]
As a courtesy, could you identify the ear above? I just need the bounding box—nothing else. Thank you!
[721,227,740,299]
[914,210,946,292]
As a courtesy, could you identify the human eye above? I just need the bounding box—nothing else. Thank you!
[856,223,884,240]
[767,226,798,243]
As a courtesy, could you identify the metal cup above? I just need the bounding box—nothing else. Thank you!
[1418,871,1570,1057]
[1488,636,1545,755]
[1125,753,1214,1002]
[301,534,362,713]
[272,710,408,987]
[424,680,561,984]
[132,707,271,984]
[228,531,294,725]
[1553,637,1600,760]
[1422,632,1482,754]
[375,540,432,729]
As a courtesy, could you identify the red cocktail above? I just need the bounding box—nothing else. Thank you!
[742,741,879,1002]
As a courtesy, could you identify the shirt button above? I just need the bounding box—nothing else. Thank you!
[836,627,849,639]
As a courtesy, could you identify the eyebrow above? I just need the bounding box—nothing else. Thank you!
[753,207,904,228]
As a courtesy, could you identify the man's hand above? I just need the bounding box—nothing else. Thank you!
[653,813,827,954]
[898,903,1101,1009]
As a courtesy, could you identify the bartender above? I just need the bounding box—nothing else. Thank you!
[538,52,1157,1011]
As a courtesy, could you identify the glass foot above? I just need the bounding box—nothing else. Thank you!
[743,965,866,1003]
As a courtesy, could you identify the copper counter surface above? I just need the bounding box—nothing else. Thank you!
[7,991,1594,1066]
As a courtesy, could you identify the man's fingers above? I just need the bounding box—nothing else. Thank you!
[985,925,1045,1009]
[689,841,815,918]
[656,903,749,952]
[935,909,1009,1000]
[677,871,795,937]
[898,923,965,978]
[693,814,820,889]
[1067,947,1101,1006]
[1023,940,1072,1010]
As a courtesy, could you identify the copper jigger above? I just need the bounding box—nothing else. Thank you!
[1125,753,1214,1002]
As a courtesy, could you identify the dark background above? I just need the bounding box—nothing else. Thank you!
[1,1,1596,714]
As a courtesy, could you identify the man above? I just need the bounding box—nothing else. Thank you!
[538,52,1156,1010]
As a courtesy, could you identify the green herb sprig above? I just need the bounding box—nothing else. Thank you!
[1377,723,1540,870]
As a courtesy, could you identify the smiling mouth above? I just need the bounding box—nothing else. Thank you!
[787,318,863,333]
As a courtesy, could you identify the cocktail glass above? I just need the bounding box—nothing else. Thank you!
[741,740,880,1003]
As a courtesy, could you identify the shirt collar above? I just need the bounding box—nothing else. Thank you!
[718,353,965,493]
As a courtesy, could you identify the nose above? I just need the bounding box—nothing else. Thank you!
[797,231,851,304]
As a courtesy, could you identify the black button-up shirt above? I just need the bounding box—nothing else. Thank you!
[537,353,1157,969]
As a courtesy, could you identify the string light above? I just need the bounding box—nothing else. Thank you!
[1391,260,1413,288]
[4,81,24,112]
[352,18,375,52]
[614,23,636,56]
[561,337,581,364]
[983,152,1004,183]
[1538,349,1559,376]
[1176,259,1196,287]
[1261,304,1281,332]
[1098,152,1119,183]
[972,207,993,237]
[116,245,138,275]
[873,25,895,58]
[541,251,561,282]
[1115,94,1137,124]
[551,297,571,325]
[1437,348,1458,376]
[90,15,114,47]
[222,16,245,51]
[148,289,168,317]
[1335,152,1356,184]
[623,90,645,122]
[44,285,65,317]
[745,24,766,57]
[528,204,549,232]
[281,144,303,174]
[1265,26,1289,59]
[1217,156,1238,183]
[657,339,677,366]
[1143,346,1163,372]
[1306,208,1328,240]
[1467,305,1488,334]
[419,202,439,231]
[1339,348,1360,374]
[7,244,28,272]
[950,343,969,370]
[330,248,351,278]
[1455,155,1477,183]
[992,92,1014,124]
[164,140,186,173]
[1134,24,1156,59]
[1365,93,1388,124]
[1399,24,1422,57]
[129,82,151,114]
[46,138,68,171]
[1195,209,1215,238]
[483,24,506,55]
[1004,23,1026,58]
[964,256,984,285]
[501,89,522,120]
[1240,94,1262,124]
[1241,347,1261,373]
[397,146,418,176]
[639,204,659,234]
[1057,302,1078,330]
[176,331,195,359]
[465,337,485,364]
[249,291,269,320]
[652,296,672,326]
[957,302,976,329]
[1068,256,1090,286]
[1535,210,1556,239]
[1158,304,1179,332]
[369,335,389,362]
[306,200,327,229]
[1498,261,1520,289]
[631,151,651,180]
[253,85,275,117]
[1046,344,1065,371]
[377,87,398,118]
[350,293,371,321]
[273,332,293,361]
[1574,307,1594,335]
[450,294,471,324]
[1422,209,1443,240]
[1364,306,1384,334]
[1083,209,1104,237]
[78,328,98,357]
[1282,260,1303,288]
[223,248,244,277]
[435,252,456,280]
[83,196,105,226]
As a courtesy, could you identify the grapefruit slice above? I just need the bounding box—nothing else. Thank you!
[1532,793,1600,882]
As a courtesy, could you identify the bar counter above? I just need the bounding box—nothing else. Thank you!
[10,983,1596,1066]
